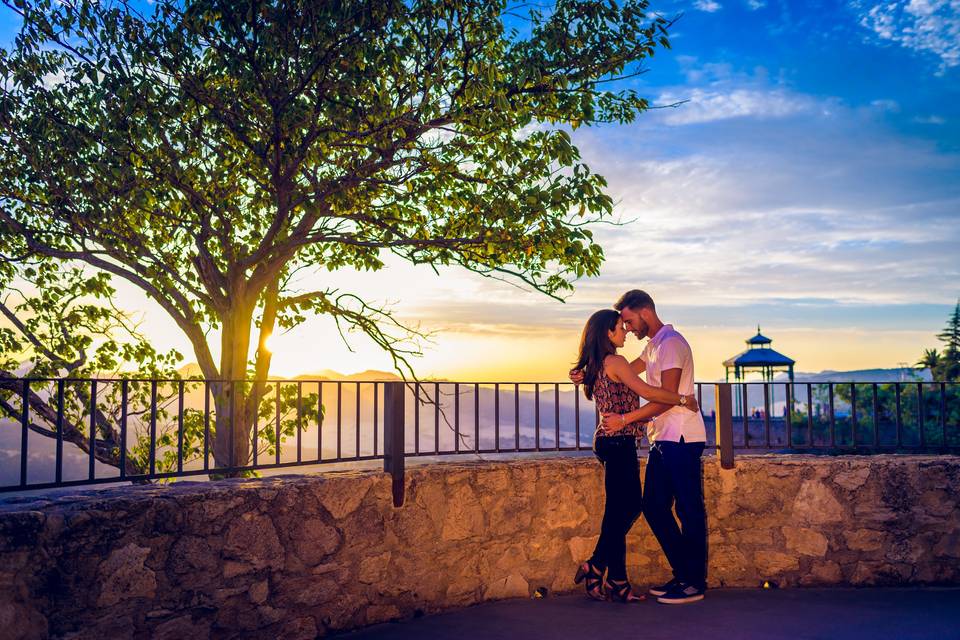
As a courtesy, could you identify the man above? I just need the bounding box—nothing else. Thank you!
[572,289,708,604]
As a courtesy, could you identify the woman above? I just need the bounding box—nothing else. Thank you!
[571,309,699,603]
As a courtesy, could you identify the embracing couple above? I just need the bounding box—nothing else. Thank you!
[570,290,707,605]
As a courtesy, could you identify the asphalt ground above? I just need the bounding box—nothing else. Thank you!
[346,588,960,640]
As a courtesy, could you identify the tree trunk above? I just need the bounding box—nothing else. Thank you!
[212,301,256,472]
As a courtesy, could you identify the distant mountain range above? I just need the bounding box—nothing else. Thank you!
[175,363,403,382]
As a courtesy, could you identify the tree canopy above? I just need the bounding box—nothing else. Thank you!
[930,301,960,382]
[0,0,673,470]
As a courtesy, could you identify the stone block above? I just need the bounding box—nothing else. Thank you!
[152,615,211,640]
[292,518,341,566]
[248,579,270,605]
[754,551,800,575]
[97,543,157,607]
[0,602,48,640]
[792,480,844,525]
[843,529,885,552]
[223,512,284,571]
[802,560,842,585]
[833,467,871,491]
[483,573,529,600]
[783,527,829,556]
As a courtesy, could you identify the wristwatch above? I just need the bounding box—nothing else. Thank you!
[679,395,687,407]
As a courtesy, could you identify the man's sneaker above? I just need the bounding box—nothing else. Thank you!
[656,582,705,604]
[648,577,680,597]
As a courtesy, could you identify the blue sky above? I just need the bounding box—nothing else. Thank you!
[1,1,958,380]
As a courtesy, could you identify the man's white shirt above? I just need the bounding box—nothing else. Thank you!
[640,324,707,444]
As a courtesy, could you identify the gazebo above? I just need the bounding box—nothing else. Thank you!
[723,326,795,382]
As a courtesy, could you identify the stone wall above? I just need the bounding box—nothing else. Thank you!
[1,455,958,639]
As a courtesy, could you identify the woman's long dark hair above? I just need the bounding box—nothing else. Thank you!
[574,309,621,401]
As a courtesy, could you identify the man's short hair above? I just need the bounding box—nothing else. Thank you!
[614,289,655,312]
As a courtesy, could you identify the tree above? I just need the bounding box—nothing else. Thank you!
[0,0,672,472]
[917,348,941,372]
[934,301,960,382]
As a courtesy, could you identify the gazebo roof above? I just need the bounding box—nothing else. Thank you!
[747,328,772,345]
[723,348,795,368]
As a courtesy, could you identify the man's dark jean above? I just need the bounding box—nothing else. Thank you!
[644,438,707,589]
[589,435,644,581]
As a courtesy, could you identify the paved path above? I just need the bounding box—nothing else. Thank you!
[347,588,960,639]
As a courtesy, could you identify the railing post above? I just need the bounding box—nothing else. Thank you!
[383,382,406,507]
[715,383,735,469]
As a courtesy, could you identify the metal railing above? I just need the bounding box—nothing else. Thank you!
[2,378,957,503]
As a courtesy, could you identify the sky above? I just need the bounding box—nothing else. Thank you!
[3,1,959,382]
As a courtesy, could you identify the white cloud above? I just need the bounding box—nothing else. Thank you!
[914,114,947,123]
[694,0,723,12]
[870,98,901,112]
[655,88,820,125]
[747,0,767,8]
[857,0,960,71]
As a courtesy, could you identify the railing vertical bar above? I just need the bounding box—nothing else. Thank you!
[148,380,157,477]
[336,382,342,460]
[374,382,379,457]
[807,383,814,447]
[317,382,324,462]
[454,383,460,453]
[355,382,361,458]
[203,382,210,471]
[941,382,948,448]
[414,383,420,455]
[763,382,771,447]
[177,380,185,473]
[574,385,581,450]
[229,381,238,471]
[872,383,880,448]
[19,379,29,487]
[555,384,560,451]
[253,384,260,468]
[298,381,304,463]
[89,380,99,480]
[434,382,440,455]
[829,383,836,448]
[741,384,748,447]
[851,383,857,448]
[785,383,793,448]
[494,383,500,452]
[276,381,282,465]
[534,383,541,451]
[56,379,65,484]
[895,383,902,448]
[474,383,480,452]
[918,382,925,448]
[514,383,520,451]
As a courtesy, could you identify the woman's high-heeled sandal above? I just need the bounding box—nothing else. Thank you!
[605,578,645,603]
[574,561,606,601]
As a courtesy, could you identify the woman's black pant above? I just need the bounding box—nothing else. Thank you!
[589,435,643,581]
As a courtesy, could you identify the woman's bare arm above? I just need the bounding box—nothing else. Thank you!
[605,356,685,405]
